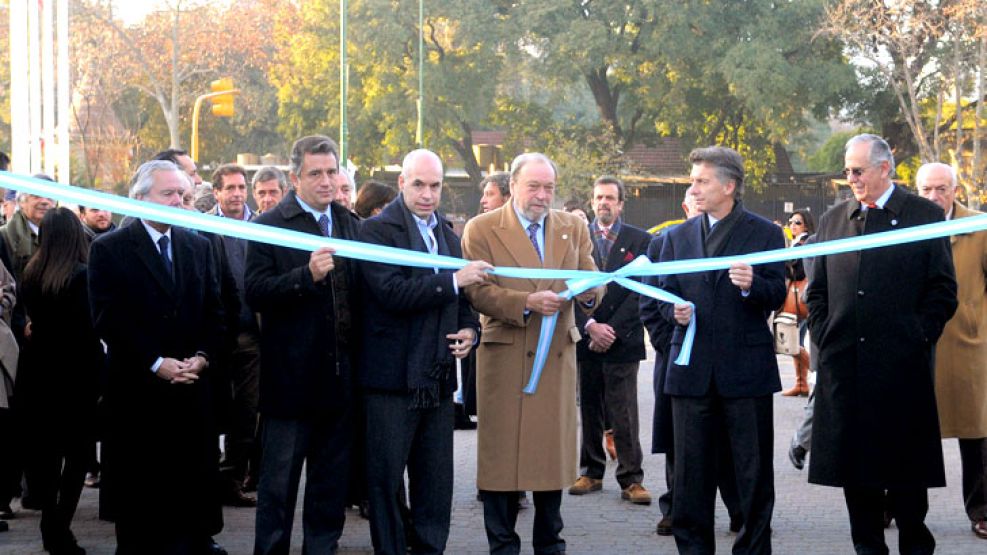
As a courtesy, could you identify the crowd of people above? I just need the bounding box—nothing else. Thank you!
[0,132,984,555]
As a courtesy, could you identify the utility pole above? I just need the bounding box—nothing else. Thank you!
[339,0,349,163]
[415,0,424,148]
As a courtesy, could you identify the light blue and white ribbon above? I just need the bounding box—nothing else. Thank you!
[2,172,978,394]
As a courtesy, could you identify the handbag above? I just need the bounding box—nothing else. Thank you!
[782,278,809,321]
[773,312,800,355]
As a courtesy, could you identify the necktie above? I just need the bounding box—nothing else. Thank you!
[318,214,331,237]
[158,235,173,278]
[596,228,612,262]
[527,223,542,261]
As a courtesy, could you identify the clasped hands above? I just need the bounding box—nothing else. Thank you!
[157,355,208,384]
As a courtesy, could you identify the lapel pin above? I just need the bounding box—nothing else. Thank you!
[562,234,568,240]
[891,219,898,226]
[620,247,625,252]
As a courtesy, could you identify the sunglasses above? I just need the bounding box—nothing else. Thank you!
[843,165,873,177]
[788,219,804,226]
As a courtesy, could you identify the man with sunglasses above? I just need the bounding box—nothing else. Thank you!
[806,134,957,554]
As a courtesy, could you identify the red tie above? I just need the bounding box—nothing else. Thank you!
[866,203,877,209]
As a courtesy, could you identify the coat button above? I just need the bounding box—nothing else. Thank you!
[857,290,864,297]
[293,283,300,290]
[527,351,534,357]
[436,286,443,293]
[859,337,866,343]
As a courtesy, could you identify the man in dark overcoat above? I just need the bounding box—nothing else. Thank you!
[656,146,786,554]
[358,149,487,554]
[245,135,362,554]
[89,160,227,554]
[806,133,958,554]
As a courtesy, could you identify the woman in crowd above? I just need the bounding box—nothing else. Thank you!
[18,207,104,555]
[781,208,814,396]
[354,180,397,219]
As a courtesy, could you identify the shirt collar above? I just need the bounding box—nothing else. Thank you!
[513,203,545,230]
[294,195,332,222]
[216,204,253,221]
[866,183,895,210]
[141,220,172,244]
[411,211,437,231]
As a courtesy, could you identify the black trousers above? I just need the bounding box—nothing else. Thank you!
[26,428,90,548]
[364,392,454,555]
[222,331,261,483]
[481,490,564,555]
[671,394,774,555]
[959,437,987,522]
[844,486,934,555]
[254,413,352,555]
[659,433,742,525]
[578,360,643,488]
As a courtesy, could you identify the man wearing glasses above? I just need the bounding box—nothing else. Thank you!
[806,134,957,554]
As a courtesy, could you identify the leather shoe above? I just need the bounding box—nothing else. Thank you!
[655,516,673,536]
[729,517,743,534]
[517,491,529,510]
[568,476,603,495]
[788,443,806,471]
[973,520,987,539]
[222,487,256,508]
[203,537,228,555]
[621,483,652,505]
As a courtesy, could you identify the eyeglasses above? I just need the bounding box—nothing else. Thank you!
[788,219,804,226]
[843,165,873,177]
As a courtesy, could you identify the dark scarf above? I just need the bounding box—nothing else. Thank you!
[702,200,743,257]
[397,202,459,409]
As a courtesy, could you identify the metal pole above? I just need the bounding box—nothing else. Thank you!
[57,0,70,184]
[10,0,29,173]
[339,0,348,164]
[415,0,424,147]
[41,0,54,177]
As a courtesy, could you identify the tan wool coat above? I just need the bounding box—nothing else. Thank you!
[462,205,602,491]
[936,202,987,438]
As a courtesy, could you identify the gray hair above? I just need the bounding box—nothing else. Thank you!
[509,152,558,181]
[688,146,745,199]
[252,166,288,191]
[289,135,339,177]
[479,172,510,196]
[130,160,181,199]
[915,162,957,189]
[401,149,443,178]
[846,133,895,178]
[17,174,55,203]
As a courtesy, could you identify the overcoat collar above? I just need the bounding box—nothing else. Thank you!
[490,203,572,290]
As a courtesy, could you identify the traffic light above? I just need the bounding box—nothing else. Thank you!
[210,78,236,118]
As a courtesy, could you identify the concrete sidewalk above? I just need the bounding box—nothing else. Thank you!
[1,352,983,554]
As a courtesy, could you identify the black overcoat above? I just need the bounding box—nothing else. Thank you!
[806,186,957,488]
[356,197,477,394]
[575,220,652,363]
[640,233,674,453]
[244,192,361,419]
[88,220,224,533]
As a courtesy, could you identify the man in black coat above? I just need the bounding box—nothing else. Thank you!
[806,134,958,554]
[569,176,652,504]
[640,187,743,537]
[358,149,487,554]
[88,160,226,555]
[245,135,362,555]
[657,146,786,554]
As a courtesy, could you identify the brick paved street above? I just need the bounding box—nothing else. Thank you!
[2,349,983,554]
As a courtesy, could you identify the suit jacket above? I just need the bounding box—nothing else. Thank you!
[462,204,603,491]
[88,219,224,533]
[807,186,957,488]
[657,204,786,398]
[576,219,651,363]
[244,192,361,419]
[640,232,675,453]
[357,197,478,398]
[936,202,987,439]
